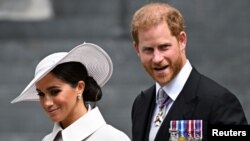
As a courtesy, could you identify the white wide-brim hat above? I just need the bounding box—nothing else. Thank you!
[11,43,113,103]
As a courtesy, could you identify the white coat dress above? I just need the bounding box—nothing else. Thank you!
[42,107,130,141]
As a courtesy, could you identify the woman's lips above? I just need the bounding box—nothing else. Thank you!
[47,108,59,115]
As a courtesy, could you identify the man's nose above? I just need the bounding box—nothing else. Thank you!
[152,50,164,63]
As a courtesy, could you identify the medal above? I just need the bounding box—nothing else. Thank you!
[154,88,172,127]
[194,120,202,140]
[186,120,194,141]
[178,135,186,141]
[178,120,186,141]
[169,120,178,141]
[186,132,194,141]
[154,111,163,126]
[169,130,178,141]
[170,120,202,141]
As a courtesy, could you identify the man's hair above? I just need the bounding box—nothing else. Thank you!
[131,2,185,44]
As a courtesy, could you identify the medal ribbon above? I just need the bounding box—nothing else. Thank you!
[194,120,202,139]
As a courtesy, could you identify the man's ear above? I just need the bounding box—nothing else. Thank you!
[133,41,140,56]
[179,31,187,51]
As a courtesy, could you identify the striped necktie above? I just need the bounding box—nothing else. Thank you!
[154,88,171,126]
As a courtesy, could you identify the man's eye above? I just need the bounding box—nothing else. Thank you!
[143,48,153,54]
[161,44,171,50]
[159,44,170,50]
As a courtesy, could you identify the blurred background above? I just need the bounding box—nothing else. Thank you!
[1,0,250,140]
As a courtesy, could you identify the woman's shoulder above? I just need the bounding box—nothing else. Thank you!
[41,131,59,141]
[41,133,50,141]
[91,124,131,141]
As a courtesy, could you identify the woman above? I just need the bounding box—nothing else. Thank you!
[11,43,131,141]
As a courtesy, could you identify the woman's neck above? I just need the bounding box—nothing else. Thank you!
[60,101,87,129]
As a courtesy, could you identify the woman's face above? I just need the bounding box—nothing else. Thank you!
[35,72,85,127]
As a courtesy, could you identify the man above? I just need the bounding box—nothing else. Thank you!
[131,2,247,141]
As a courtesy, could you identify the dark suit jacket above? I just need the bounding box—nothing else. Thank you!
[131,68,247,141]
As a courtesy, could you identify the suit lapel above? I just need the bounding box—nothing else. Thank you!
[155,68,201,140]
[133,86,156,141]
[143,87,157,141]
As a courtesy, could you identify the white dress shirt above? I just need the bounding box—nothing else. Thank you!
[149,60,192,141]
[42,106,131,141]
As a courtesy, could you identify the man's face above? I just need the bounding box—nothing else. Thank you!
[134,22,187,86]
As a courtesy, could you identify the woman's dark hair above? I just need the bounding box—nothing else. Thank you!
[50,62,102,102]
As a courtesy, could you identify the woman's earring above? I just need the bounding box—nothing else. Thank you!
[77,93,82,100]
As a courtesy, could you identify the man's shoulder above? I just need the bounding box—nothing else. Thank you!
[132,85,155,108]
[191,69,237,102]
[191,68,229,92]
[199,73,230,93]
[135,85,155,99]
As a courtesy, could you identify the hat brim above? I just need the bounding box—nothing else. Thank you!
[11,43,113,103]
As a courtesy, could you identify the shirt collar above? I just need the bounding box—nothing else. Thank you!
[50,106,106,141]
[156,60,192,101]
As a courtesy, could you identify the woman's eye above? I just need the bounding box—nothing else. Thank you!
[50,89,61,96]
[37,92,45,97]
